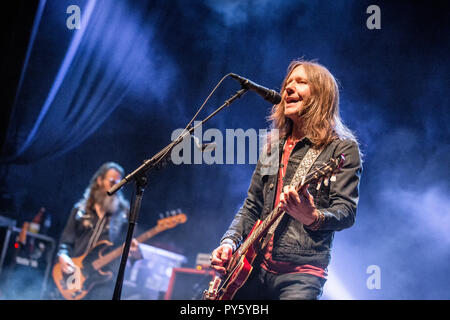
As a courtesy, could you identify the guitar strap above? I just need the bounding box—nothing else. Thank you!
[260,143,324,251]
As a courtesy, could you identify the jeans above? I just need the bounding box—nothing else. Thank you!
[233,266,327,300]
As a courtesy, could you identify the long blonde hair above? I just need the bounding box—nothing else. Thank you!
[270,59,357,149]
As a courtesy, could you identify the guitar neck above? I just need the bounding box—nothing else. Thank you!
[238,206,283,255]
[237,169,321,256]
[93,226,162,270]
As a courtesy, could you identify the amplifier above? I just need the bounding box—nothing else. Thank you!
[122,244,187,300]
[164,267,215,300]
[0,225,56,299]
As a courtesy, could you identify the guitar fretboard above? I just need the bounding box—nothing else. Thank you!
[91,226,163,270]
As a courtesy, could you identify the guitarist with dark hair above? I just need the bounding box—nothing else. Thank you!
[55,162,142,300]
[208,60,363,300]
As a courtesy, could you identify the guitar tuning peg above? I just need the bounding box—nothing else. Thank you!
[316,179,322,191]
[159,213,164,219]
[170,210,176,216]
[177,208,181,213]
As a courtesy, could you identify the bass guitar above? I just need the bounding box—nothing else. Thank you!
[52,212,187,300]
[203,155,344,300]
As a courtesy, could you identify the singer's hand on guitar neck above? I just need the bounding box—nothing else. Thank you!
[279,184,319,226]
[210,243,233,275]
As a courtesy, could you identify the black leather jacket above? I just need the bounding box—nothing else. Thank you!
[221,137,362,268]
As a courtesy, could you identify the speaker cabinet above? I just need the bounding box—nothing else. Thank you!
[164,267,215,300]
[0,226,56,299]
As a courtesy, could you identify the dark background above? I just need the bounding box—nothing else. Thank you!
[1,0,449,299]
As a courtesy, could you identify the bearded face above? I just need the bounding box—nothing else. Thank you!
[93,187,119,213]
[94,169,122,214]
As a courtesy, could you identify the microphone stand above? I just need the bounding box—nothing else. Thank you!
[109,87,248,300]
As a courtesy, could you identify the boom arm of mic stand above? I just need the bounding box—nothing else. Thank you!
[107,87,248,197]
[108,86,248,300]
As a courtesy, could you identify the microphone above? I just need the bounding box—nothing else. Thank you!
[229,73,281,104]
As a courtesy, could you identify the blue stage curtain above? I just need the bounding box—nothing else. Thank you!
[1,0,154,164]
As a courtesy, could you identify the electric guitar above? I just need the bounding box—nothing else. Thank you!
[203,155,345,300]
[52,212,187,300]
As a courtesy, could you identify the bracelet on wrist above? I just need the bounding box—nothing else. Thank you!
[305,210,325,231]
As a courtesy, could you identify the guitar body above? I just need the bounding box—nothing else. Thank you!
[216,252,254,300]
[205,220,262,300]
[52,240,114,300]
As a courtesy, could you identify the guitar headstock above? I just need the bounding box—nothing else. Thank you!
[156,209,187,230]
[304,154,345,187]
